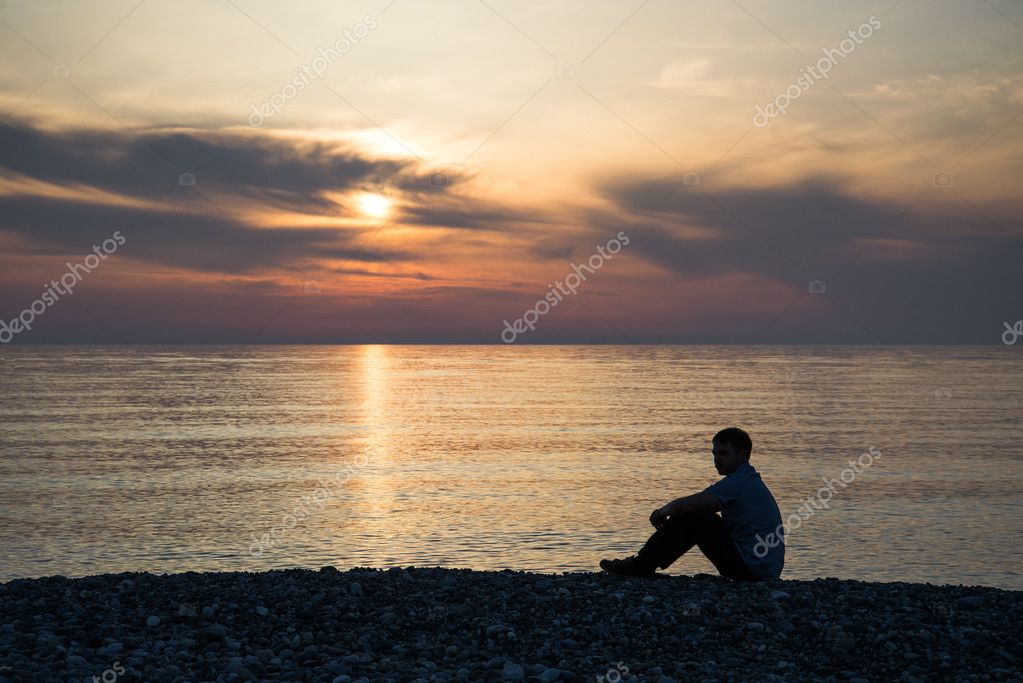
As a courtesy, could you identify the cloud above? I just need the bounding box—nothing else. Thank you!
[649,58,718,94]
[522,173,1023,333]
[0,193,407,274]
[399,199,542,231]
[0,119,456,209]
[648,57,758,97]
[0,119,523,274]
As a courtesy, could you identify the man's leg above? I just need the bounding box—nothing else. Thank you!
[635,510,759,580]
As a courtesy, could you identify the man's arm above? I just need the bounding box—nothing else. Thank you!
[649,492,721,527]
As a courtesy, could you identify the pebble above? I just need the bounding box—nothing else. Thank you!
[501,661,524,680]
[0,567,1016,681]
[956,596,984,610]
[202,624,227,639]
[836,637,856,652]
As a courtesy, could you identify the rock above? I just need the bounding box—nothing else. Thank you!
[956,596,983,610]
[0,566,1017,682]
[501,661,525,680]
[146,615,161,627]
[202,624,227,639]
[770,590,791,600]
[835,637,855,652]
[349,582,363,596]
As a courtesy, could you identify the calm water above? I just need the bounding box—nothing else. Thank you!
[0,345,1020,589]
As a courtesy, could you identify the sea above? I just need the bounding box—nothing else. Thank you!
[1,345,1020,589]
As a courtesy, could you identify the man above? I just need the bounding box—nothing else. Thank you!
[600,427,784,581]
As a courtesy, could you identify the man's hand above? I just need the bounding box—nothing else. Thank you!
[649,492,720,529]
[649,506,669,529]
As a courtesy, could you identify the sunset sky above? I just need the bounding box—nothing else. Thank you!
[1,0,1020,343]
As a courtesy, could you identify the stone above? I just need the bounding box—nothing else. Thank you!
[202,624,227,639]
[501,661,525,680]
[835,637,855,652]
[956,596,983,610]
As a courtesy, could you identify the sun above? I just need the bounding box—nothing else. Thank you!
[357,192,392,219]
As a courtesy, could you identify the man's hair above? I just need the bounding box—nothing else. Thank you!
[713,427,753,458]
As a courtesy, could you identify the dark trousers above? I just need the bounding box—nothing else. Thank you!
[636,509,760,581]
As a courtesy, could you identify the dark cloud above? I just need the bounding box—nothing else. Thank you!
[0,121,446,206]
[400,200,540,231]
[577,175,1020,283]
[467,172,1020,344]
[0,119,513,274]
[0,194,405,273]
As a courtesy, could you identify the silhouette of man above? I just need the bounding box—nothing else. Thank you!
[600,427,784,580]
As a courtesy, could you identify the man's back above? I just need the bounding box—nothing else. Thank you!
[703,461,784,579]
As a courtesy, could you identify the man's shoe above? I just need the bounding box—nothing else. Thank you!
[599,555,656,578]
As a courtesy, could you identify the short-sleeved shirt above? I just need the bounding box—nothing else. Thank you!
[703,461,784,579]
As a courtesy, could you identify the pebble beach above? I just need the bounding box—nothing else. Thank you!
[1,566,1019,683]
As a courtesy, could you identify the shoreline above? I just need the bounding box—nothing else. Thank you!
[1,567,1019,682]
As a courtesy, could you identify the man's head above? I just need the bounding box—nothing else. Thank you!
[712,427,752,475]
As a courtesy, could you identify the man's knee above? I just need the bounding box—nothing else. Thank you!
[659,510,710,534]
[668,509,716,525]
